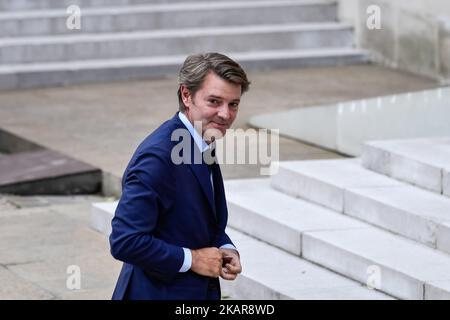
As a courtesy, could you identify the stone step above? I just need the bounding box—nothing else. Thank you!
[303,227,450,299]
[271,158,450,255]
[271,158,402,212]
[0,48,369,90]
[224,178,450,299]
[0,23,354,64]
[345,185,450,254]
[221,228,393,300]
[0,1,337,37]
[224,178,368,256]
[0,0,265,11]
[362,137,450,197]
[0,149,102,195]
[425,281,450,299]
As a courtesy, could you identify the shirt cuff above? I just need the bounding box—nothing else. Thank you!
[178,247,192,273]
[220,244,238,251]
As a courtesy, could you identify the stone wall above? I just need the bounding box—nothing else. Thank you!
[339,0,450,84]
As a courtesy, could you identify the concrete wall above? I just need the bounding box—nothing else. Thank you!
[339,0,450,84]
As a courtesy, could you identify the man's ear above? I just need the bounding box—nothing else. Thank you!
[180,85,192,109]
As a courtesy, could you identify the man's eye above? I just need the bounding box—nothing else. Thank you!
[209,99,219,105]
[230,103,239,109]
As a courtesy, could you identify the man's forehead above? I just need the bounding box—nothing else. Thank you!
[198,71,242,97]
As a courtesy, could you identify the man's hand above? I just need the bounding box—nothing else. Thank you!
[219,248,241,281]
[191,247,223,278]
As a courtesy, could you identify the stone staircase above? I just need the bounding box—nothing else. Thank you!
[0,0,369,90]
[223,137,450,300]
[90,137,450,299]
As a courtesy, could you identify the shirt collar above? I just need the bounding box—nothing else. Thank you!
[178,111,211,153]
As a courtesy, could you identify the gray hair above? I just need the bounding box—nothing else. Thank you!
[177,52,250,112]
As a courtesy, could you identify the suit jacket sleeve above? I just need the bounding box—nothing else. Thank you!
[109,148,184,283]
[213,230,234,249]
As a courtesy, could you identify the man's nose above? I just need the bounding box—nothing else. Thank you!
[217,104,230,121]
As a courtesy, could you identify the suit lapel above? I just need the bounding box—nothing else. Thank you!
[171,113,217,219]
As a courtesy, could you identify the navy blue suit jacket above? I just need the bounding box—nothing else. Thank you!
[109,112,234,300]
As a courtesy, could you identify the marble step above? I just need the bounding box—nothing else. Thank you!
[224,178,367,256]
[303,227,450,299]
[362,137,450,197]
[271,158,402,212]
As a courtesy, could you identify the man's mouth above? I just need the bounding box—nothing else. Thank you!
[211,122,228,129]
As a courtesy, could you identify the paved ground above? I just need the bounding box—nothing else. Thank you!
[0,194,120,299]
[0,64,440,299]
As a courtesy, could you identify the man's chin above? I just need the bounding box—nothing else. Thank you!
[204,127,226,143]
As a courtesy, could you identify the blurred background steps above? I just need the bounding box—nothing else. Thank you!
[0,23,357,64]
[0,47,368,90]
[0,0,338,37]
[0,0,264,11]
[0,0,369,90]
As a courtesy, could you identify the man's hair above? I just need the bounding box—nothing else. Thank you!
[177,52,250,112]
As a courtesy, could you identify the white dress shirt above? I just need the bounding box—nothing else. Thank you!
[177,112,237,272]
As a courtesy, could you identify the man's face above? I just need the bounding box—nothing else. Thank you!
[181,71,241,143]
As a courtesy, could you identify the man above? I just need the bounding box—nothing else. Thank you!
[109,52,250,300]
